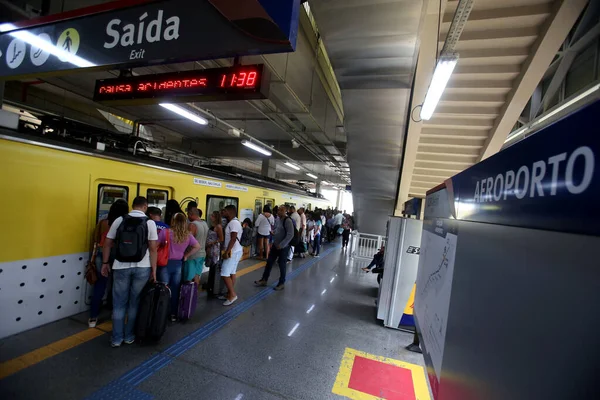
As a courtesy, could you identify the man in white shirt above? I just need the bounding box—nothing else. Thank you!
[221,204,243,306]
[101,196,158,347]
[333,210,344,241]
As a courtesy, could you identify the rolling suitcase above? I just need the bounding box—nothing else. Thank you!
[178,282,198,320]
[135,282,170,342]
[206,259,225,298]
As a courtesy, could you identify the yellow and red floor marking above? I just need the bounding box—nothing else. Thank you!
[333,347,431,400]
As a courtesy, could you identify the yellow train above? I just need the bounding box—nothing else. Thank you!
[0,132,332,339]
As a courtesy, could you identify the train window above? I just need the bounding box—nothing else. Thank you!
[97,185,128,222]
[147,189,168,210]
[206,195,238,228]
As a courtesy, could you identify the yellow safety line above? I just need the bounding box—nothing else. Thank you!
[0,261,266,380]
[0,321,112,380]
[237,260,266,277]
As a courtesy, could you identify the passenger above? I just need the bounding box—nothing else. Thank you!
[220,208,228,228]
[186,201,198,222]
[164,199,183,226]
[326,213,335,242]
[312,213,322,257]
[88,199,129,328]
[362,246,385,272]
[147,207,168,232]
[254,205,295,290]
[255,205,274,260]
[186,208,209,286]
[333,209,344,241]
[341,216,352,249]
[220,204,243,306]
[101,196,158,347]
[158,212,201,321]
[206,210,225,296]
[306,212,315,255]
[297,207,307,258]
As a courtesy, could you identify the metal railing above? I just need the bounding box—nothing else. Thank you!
[351,231,386,260]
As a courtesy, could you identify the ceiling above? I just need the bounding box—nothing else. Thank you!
[307,0,426,234]
[395,0,589,206]
[2,2,351,190]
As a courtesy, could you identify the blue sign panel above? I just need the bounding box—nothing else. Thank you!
[0,0,300,79]
[449,100,600,236]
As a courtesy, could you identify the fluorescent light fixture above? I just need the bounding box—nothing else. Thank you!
[330,277,335,283]
[306,173,318,179]
[285,161,301,170]
[1,23,96,68]
[241,140,272,156]
[321,181,330,185]
[306,304,315,314]
[159,103,208,125]
[287,322,300,337]
[420,53,459,120]
[321,289,327,295]
[504,82,600,144]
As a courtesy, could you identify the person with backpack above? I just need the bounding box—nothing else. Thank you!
[158,212,201,321]
[185,208,209,286]
[241,218,254,249]
[101,196,158,348]
[88,199,128,328]
[254,204,295,291]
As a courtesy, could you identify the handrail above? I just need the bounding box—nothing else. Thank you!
[351,231,387,260]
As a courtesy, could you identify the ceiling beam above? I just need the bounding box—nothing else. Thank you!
[440,27,539,42]
[479,0,589,160]
[394,0,447,209]
[443,4,552,24]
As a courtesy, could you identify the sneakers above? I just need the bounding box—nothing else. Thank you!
[223,296,238,306]
[124,338,135,345]
[88,318,97,328]
[254,280,268,287]
[111,341,122,348]
[171,315,177,322]
[274,284,285,291]
[314,254,320,258]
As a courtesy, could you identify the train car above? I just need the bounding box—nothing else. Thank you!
[0,133,332,339]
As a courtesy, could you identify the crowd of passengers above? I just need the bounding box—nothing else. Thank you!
[88,195,354,347]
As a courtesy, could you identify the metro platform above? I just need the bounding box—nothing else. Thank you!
[0,243,430,400]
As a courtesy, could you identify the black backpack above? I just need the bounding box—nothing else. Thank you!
[284,217,299,247]
[115,215,149,262]
[240,226,253,247]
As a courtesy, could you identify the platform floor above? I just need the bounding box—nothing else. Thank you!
[0,243,429,399]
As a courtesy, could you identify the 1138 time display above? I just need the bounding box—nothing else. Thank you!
[93,65,266,104]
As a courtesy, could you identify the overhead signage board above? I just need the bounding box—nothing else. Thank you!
[93,65,268,105]
[0,0,300,79]
[447,99,600,236]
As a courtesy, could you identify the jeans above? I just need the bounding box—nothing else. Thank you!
[313,234,321,255]
[111,267,151,344]
[90,250,108,319]
[261,246,290,285]
[158,259,182,316]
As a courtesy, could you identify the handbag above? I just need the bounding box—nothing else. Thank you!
[157,228,170,267]
[85,243,98,285]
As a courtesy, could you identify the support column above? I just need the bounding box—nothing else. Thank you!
[336,189,342,210]
[315,181,322,196]
[261,159,276,179]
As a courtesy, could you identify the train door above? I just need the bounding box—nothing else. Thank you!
[94,180,137,222]
[265,198,275,209]
[254,198,263,221]
[206,195,239,228]
[139,184,172,213]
